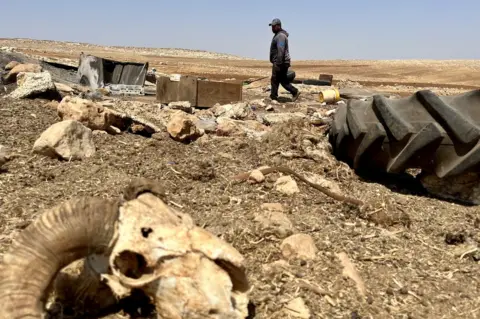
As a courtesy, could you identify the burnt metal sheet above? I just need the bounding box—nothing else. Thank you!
[77,53,148,90]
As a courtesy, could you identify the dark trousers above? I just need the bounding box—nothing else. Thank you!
[270,64,298,99]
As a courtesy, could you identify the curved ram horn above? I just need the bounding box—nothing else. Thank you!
[0,197,120,319]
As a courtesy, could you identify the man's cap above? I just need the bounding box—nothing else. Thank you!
[269,18,281,26]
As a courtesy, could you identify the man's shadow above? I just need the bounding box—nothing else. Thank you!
[277,96,295,103]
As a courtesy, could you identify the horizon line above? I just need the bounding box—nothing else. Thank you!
[1,37,479,62]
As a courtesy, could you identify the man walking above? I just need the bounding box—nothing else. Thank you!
[269,18,300,102]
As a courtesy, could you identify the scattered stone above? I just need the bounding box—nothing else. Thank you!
[265,105,274,111]
[130,123,146,134]
[59,98,161,136]
[337,251,367,297]
[96,88,110,96]
[4,61,20,71]
[262,260,290,273]
[54,82,74,93]
[44,100,59,110]
[325,109,336,116]
[213,102,254,120]
[284,297,311,319]
[107,126,122,135]
[301,138,334,164]
[105,108,161,135]
[305,173,342,195]
[0,47,15,53]
[7,71,58,99]
[262,112,306,125]
[92,130,108,136]
[168,101,193,113]
[195,117,217,133]
[310,112,331,125]
[254,209,294,238]
[58,96,110,131]
[33,120,95,160]
[216,118,244,137]
[281,234,317,260]
[79,90,103,101]
[151,132,168,140]
[167,113,203,142]
[216,117,270,139]
[274,176,300,195]
[260,203,284,212]
[3,63,42,84]
[196,134,211,145]
[249,99,267,108]
[248,169,265,184]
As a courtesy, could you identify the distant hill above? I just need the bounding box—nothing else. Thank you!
[0,38,255,61]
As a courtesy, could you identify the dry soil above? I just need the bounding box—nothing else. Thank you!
[0,39,480,319]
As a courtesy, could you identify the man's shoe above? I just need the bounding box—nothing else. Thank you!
[292,91,301,102]
[269,95,278,101]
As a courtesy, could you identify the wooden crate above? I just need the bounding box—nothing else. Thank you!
[156,76,242,107]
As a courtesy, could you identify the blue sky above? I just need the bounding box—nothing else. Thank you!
[1,0,479,60]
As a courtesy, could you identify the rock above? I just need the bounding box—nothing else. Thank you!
[249,99,267,108]
[130,123,146,134]
[302,138,334,164]
[54,82,74,93]
[280,234,317,260]
[92,130,108,136]
[107,126,122,135]
[33,120,95,160]
[79,90,103,101]
[44,100,59,110]
[265,105,274,112]
[326,109,336,116]
[58,96,110,131]
[4,61,20,71]
[105,108,161,135]
[96,88,110,96]
[167,113,203,142]
[3,63,42,83]
[310,112,331,125]
[262,260,290,273]
[216,118,244,137]
[262,112,306,125]
[216,117,270,139]
[420,172,480,205]
[305,173,342,195]
[7,72,57,99]
[284,297,311,319]
[196,134,211,145]
[212,102,254,120]
[195,117,217,133]
[168,101,193,113]
[274,176,300,195]
[59,97,161,135]
[0,47,15,53]
[260,203,284,212]
[248,169,265,184]
[254,209,294,238]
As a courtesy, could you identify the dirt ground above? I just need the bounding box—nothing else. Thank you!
[1,39,480,319]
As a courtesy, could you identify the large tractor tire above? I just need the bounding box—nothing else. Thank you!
[329,89,480,178]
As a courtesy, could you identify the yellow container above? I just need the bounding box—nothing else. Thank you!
[319,88,340,103]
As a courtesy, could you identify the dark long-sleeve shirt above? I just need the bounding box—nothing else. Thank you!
[270,29,291,66]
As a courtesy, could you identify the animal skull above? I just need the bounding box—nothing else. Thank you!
[0,179,250,319]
